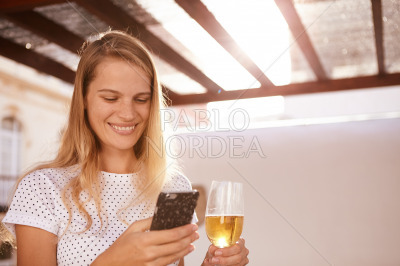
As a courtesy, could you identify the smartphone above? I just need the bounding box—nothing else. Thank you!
[150,190,199,231]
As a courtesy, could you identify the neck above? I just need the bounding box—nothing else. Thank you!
[99,148,138,174]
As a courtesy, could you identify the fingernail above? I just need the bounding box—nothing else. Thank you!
[211,257,219,263]
[215,250,222,256]
[192,224,198,231]
[189,245,195,252]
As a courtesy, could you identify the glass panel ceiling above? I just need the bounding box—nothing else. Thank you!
[0,19,47,47]
[201,0,315,85]
[0,0,398,97]
[145,25,208,94]
[187,0,316,85]
[152,55,207,95]
[202,0,292,86]
[136,0,319,91]
[35,3,110,40]
[136,0,260,91]
[382,0,400,74]
[288,33,317,83]
[37,1,208,94]
[0,19,79,71]
[294,0,378,79]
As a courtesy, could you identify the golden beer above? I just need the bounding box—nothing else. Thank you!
[205,216,244,247]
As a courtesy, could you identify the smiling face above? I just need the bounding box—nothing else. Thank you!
[85,56,151,156]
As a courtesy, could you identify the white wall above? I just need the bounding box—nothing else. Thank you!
[183,118,400,265]
[0,71,70,172]
[0,69,70,210]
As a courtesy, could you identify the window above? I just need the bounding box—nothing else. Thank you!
[0,117,22,211]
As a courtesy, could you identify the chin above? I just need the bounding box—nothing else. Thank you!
[107,140,137,151]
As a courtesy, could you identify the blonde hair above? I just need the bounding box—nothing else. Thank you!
[3,31,170,240]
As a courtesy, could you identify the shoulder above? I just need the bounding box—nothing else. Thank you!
[162,172,193,192]
[3,166,78,238]
[19,165,79,191]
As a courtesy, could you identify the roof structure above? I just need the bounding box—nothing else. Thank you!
[0,0,399,105]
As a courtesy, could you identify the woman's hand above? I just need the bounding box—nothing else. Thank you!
[92,217,199,266]
[202,238,249,266]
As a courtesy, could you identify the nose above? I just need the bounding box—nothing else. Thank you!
[117,100,136,121]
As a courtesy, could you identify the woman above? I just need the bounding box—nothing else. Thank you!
[2,30,249,265]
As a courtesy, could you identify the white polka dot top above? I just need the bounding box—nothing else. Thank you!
[2,166,194,266]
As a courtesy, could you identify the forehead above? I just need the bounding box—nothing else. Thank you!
[90,56,151,92]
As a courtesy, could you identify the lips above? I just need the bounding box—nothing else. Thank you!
[109,123,136,134]
[110,124,135,131]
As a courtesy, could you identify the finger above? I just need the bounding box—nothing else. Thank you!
[202,258,213,266]
[128,217,153,232]
[148,231,199,258]
[153,243,195,266]
[210,239,249,265]
[144,223,198,246]
[214,238,245,257]
[210,253,245,266]
[201,245,216,266]
[207,244,218,257]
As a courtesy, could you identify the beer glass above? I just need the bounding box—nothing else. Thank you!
[205,181,244,248]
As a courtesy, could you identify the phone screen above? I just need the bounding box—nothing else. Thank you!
[150,191,199,231]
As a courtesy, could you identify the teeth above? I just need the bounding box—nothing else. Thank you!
[111,124,135,131]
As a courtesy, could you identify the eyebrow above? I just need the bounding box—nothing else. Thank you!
[97,89,151,96]
[97,89,121,94]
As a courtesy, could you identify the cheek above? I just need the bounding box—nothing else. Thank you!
[143,109,151,123]
[87,105,98,124]
[136,105,151,136]
[87,103,110,129]
[139,104,151,123]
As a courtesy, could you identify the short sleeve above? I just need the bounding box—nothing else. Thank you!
[2,170,60,237]
[162,173,193,192]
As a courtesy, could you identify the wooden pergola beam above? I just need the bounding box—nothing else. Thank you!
[371,0,385,75]
[161,85,181,106]
[0,36,75,84]
[0,0,64,13]
[75,0,223,94]
[168,73,400,105]
[2,10,84,54]
[175,0,274,87]
[274,0,327,81]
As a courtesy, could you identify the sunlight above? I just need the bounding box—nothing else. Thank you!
[137,0,260,91]
[202,0,292,86]
[137,0,291,92]
[217,237,229,248]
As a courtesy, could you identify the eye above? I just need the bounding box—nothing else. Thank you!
[104,97,117,102]
[135,97,150,103]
